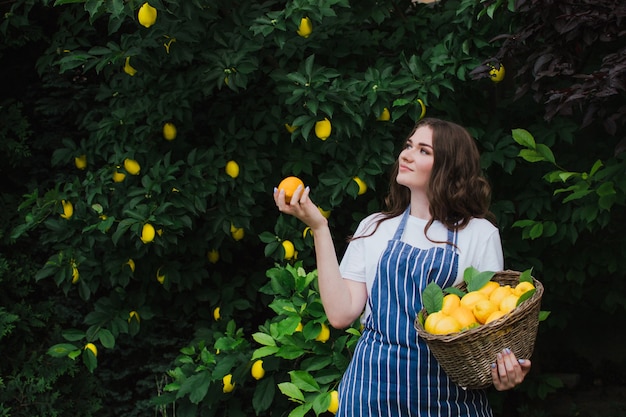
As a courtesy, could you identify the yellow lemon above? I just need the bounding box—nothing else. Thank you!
[485,310,506,324]
[377,107,390,121]
[282,240,295,260]
[423,311,446,334]
[112,167,126,182]
[128,310,140,322]
[499,294,520,314]
[328,390,339,414]
[318,206,331,218]
[514,281,535,296]
[277,176,305,203]
[71,264,79,284]
[417,98,426,120]
[163,122,177,141]
[225,160,239,178]
[478,280,500,297]
[441,293,461,315]
[295,322,303,332]
[213,306,221,321]
[207,249,219,264]
[84,343,97,357]
[315,118,332,140]
[431,315,462,335]
[156,266,165,284]
[230,224,244,241]
[297,17,313,38]
[222,374,235,393]
[138,2,157,28]
[75,154,87,169]
[60,200,73,219]
[141,223,155,243]
[460,291,488,311]
[125,258,136,272]
[123,57,137,76]
[315,323,330,342]
[449,306,479,330]
[123,158,141,175]
[285,123,298,133]
[251,359,265,380]
[489,63,505,83]
[489,285,513,307]
[472,299,499,324]
[353,176,367,195]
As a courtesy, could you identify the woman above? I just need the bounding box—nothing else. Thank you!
[274,118,531,416]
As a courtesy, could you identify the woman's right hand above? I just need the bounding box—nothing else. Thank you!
[274,184,328,231]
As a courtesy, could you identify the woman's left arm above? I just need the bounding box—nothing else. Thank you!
[491,348,532,390]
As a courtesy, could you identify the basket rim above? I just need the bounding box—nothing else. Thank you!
[415,270,544,342]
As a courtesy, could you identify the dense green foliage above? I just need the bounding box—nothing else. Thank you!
[1,0,625,416]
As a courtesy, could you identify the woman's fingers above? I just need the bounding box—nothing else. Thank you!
[491,348,531,391]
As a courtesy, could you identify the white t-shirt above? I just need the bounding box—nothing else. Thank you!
[339,212,504,320]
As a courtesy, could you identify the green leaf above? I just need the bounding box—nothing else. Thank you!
[519,269,533,283]
[519,149,546,163]
[278,382,305,402]
[289,370,320,392]
[466,270,496,292]
[98,328,115,349]
[62,329,86,341]
[511,128,536,149]
[176,371,211,403]
[253,376,276,414]
[536,143,556,164]
[421,282,443,314]
[47,343,78,357]
[252,345,280,360]
[252,332,276,346]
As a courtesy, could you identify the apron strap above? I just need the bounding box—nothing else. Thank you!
[392,207,411,241]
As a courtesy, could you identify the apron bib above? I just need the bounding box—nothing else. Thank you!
[337,208,492,417]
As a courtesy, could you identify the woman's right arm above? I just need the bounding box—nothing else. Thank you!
[274,185,368,329]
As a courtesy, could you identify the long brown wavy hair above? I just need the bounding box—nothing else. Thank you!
[352,117,495,242]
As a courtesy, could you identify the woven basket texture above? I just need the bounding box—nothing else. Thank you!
[414,270,544,390]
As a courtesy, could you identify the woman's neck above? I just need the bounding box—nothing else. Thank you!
[410,193,431,220]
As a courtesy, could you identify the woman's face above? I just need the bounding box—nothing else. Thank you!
[396,125,434,192]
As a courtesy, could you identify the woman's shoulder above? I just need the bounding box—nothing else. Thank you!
[459,217,500,237]
[354,212,401,235]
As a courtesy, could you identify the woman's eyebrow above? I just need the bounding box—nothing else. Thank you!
[417,142,433,148]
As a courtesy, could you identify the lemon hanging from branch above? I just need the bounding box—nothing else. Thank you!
[297,17,312,38]
[138,3,157,28]
[123,57,137,76]
[315,118,332,140]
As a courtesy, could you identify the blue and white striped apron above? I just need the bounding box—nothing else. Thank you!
[337,208,492,416]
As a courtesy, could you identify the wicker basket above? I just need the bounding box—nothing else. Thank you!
[414,270,544,390]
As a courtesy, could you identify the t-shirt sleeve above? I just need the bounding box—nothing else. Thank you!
[478,228,504,272]
[338,217,376,283]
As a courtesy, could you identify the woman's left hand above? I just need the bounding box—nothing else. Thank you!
[491,348,532,391]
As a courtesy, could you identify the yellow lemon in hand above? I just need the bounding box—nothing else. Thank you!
[430,315,462,335]
[225,160,239,178]
[297,17,313,38]
[328,390,339,414]
[163,122,177,141]
[251,359,265,380]
[489,285,513,307]
[314,118,332,140]
[138,3,157,28]
[277,176,305,203]
[478,280,500,297]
